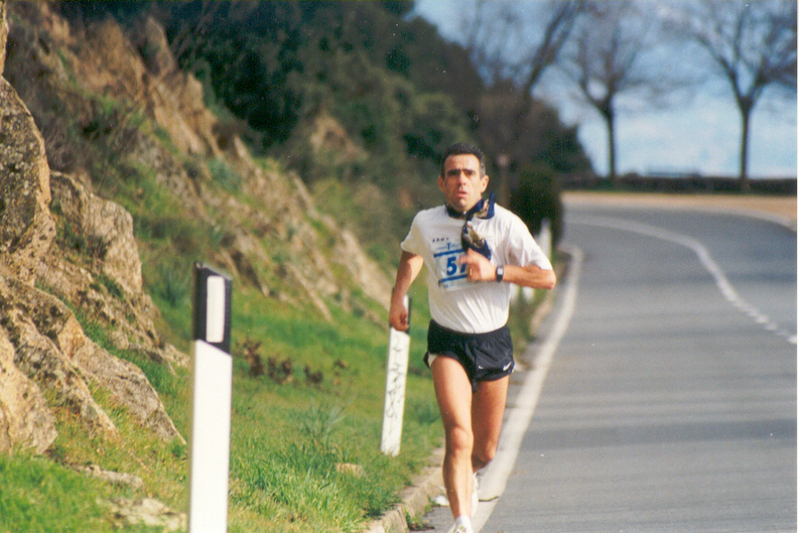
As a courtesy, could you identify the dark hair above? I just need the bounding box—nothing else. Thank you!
[440,142,486,177]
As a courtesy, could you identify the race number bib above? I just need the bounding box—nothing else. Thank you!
[433,241,469,291]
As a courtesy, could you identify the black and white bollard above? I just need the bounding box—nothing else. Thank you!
[380,296,411,456]
[188,263,233,533]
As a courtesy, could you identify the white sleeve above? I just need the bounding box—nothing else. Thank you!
[507,216,553,271]
[400,214,424,256]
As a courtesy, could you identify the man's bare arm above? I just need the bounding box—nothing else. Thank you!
[457,249,556,289]
[501,263,556,289]
[389,251,424,331]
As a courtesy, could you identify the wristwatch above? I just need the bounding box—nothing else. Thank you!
[495,265,504,283]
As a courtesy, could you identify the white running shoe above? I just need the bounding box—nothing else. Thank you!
[449,514,474,533]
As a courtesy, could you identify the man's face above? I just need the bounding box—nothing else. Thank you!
[439,154,489,213]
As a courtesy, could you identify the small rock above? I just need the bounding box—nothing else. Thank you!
[108,497,186,532]
[76,464,144,490]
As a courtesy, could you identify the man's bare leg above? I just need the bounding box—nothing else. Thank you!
[431,356,474,521]
[471,376,509,472]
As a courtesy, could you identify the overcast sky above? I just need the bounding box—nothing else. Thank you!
[412,0,797,179]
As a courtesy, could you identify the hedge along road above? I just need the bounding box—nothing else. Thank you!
[467,195,797,533]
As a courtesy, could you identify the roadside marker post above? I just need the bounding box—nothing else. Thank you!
[381,296,411,456]
[513,219,552,304]
[188,263,233,533]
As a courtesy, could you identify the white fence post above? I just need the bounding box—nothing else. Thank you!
[188,263,233,533]
[538,218,552,259]
[381,296,411,456]
[513,218,553,304]
[521,218,552,301]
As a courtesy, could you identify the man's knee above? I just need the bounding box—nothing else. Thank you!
[445,425,473,457]
[472,441,497,469]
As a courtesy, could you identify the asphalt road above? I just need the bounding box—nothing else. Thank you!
[424,200,797,533]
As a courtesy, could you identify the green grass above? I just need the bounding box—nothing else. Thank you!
[224,285,440,513]
[208,157,242,193]
[2,386,188,533]
[17,266,441,532]
[222,286,441,532]
[0,453,110,533]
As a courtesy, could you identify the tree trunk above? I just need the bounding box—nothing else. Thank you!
[739,105,751,194]
[605,109,617,187]
[497,154,510,208]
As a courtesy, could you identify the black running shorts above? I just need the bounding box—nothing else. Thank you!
[424,319,514,392]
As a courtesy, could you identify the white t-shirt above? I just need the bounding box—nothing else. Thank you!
[401,203,553,334]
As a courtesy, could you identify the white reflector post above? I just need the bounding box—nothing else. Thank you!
[189,263,233,533]
[381,296,411,456]
[205,275,227,344]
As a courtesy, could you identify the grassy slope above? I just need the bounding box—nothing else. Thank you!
[0,10,542,526]
[3,117,442,533]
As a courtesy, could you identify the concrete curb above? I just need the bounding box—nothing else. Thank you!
[363,448,445,533]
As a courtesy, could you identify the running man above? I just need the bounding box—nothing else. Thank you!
[389,142,556,533]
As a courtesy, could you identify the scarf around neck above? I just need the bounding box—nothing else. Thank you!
[445,192,495,221]
[445,193,495,260]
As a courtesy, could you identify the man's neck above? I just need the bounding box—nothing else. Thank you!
[446,199,480,216]
[446,193,495,221]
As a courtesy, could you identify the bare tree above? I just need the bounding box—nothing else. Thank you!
[558,0,668,185]
[667,0,797,191]
[460,0,582,204]
[463,0,582,96]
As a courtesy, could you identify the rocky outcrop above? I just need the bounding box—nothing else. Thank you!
[0,0,60,452]
[0,326,56,454]
[1,277,118,438]
[43,171,188,370]
[0,0,392,454]
[134,16,223,158]
[48,171,143,296]
[0,63,56,286]
[0,0,182,453]
[0,276,182,443]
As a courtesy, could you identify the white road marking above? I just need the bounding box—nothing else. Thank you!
[569,215,795,344]
[473,212,793,531]
[473,245,583,532]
